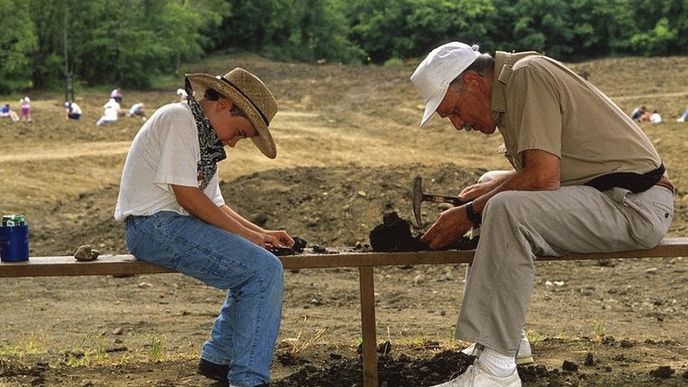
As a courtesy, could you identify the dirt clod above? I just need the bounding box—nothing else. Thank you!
[562,360,579,372]
[649,365,675,378]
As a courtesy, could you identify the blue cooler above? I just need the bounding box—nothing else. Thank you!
[0,224,29,262]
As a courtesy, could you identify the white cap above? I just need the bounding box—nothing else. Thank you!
[410,42,480,127]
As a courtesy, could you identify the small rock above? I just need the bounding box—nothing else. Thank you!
[250,213,268,227]
[357,191,367,197]
[112,327,124,335]
[645,267,658,275]
[649,365,675,378]
[73,245,100,262]
[137,282,153,289]
[584,352,595,366]
[620,339,634,348]
[562,360,579,372]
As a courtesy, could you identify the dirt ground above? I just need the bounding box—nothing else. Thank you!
[1,54,688,386]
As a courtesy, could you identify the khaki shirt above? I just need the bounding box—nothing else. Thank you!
[490,51,662,186]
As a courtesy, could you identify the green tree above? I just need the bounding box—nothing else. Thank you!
[0,0,37,92]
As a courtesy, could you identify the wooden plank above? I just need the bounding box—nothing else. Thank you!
[2,237,688,278]
[359,267,379,387]
[0,255,172,278]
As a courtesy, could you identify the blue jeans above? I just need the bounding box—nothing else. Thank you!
[125,211,283,386]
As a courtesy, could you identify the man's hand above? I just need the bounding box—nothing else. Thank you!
[459,181,496,201]
[421,206,473,249]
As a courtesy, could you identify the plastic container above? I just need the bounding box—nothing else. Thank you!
[0,224,30,262]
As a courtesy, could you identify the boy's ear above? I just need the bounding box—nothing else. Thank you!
[219,97,236,111]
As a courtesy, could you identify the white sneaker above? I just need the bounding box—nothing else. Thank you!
[460,334,534,365]
[431,362,521,387]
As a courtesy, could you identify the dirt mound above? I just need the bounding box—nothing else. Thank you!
[30,162,481,255]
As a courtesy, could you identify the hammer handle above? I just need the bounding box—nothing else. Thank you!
[422,194,464,206]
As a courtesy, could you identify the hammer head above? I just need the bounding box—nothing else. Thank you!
[412,175,423,227]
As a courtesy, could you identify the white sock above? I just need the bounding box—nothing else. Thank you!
[477,347,516,377]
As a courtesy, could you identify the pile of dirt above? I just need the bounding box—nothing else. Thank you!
[273,348,593,387]
[29,162,481,255]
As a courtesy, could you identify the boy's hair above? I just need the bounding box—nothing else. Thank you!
[204,88,247,117]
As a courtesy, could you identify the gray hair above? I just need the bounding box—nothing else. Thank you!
[449,53,495,91]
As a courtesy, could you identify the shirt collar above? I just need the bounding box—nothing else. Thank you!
[491,51,542,122]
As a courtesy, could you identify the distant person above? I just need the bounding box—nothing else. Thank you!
[110,88,123,103]
[128,102,147,122]
[64,101,82,120]
[19,96,31,122]
[114,67,293,387]
[0,104,19,122]
[96,98,121,126]
[631,106,647,122]
[676,108,688,122]
[411,41,673,387]
[650,110,662,124]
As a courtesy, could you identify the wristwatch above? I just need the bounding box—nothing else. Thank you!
[465,201,482,225]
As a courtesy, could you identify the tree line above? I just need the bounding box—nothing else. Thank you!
[1,0,686,93]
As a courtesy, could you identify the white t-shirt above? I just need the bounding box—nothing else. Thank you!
[103,98,121,120]
[650,113,662,124]
[114,102,225,221]
[69,103,82,115]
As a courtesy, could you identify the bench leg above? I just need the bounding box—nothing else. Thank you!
[359,266,378,387]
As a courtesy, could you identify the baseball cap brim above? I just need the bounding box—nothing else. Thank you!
[420,89,446,128]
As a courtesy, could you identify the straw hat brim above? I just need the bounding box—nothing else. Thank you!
[186,74,277,159]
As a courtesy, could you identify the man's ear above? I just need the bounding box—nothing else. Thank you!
[463,71,481,87]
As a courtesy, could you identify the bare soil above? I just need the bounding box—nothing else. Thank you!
[1,54,688,386]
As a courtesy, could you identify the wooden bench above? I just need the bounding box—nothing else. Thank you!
[2,237,688,387]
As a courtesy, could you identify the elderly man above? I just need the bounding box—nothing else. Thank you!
[115,67,294,387]
[411,42,674,386]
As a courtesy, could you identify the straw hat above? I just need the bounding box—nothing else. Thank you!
[186,67,278,158]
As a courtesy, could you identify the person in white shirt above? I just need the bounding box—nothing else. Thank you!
[96,98,121,126]
[65,101,82,120]
[114,67,293,387]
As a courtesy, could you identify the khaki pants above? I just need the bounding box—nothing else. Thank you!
[456,182,674,355]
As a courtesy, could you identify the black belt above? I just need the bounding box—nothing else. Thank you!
[585,164,667,193]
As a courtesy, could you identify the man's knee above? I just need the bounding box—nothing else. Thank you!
[483,191,529,222]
